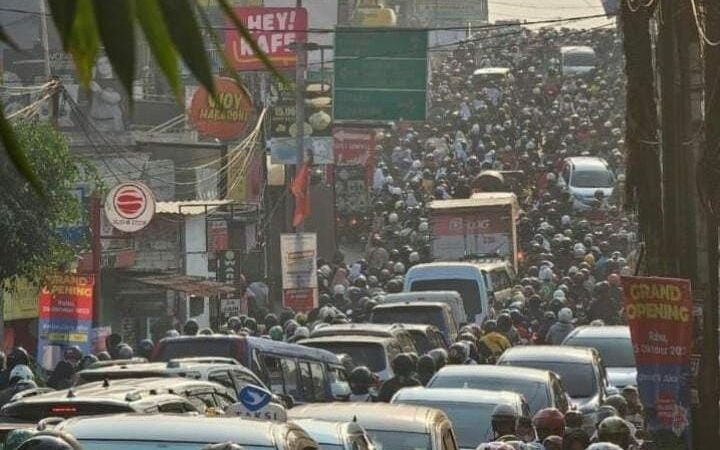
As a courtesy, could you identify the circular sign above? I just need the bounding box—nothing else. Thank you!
[104,181,155,233]
[189,77,254,140]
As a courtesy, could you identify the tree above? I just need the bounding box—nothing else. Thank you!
[0,0,280,193]
[0,121,90,284]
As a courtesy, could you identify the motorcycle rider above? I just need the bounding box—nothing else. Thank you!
[377,353,421,402]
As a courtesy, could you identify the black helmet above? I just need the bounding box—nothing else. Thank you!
[349,366,374,394]
[391,353,415,377]
[7,347,29,369]
[16,432,81,450]
[63,345,82,363]
[137,339,154,359]
[245,317,258,332]
[227,316,242,332]
[264,313,279,330]
[447,342,470,364]
[597,416,632,448]
[482,320,498,334]
[604,394,629,417]
[183,319,199,336]
[496,313,512,333]
[428,348,448,369]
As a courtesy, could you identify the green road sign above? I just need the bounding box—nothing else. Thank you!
[334,28,428,122]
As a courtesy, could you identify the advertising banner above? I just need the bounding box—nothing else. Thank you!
[333,127,375,166]
[188,77,255,140]
[622,276,693,440]
[37,274,95,371]
[226,7,308,71]
[430,208,513,260]
[335,166,370,215]
[281,233,317,312]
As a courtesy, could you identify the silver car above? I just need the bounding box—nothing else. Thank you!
[562,325,637,388]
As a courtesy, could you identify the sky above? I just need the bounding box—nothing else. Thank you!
[489,0,615,29]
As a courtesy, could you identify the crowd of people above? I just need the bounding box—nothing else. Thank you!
[0,24,644,450]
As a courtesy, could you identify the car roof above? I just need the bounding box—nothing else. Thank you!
[433,365,551,383]
[157,335,341,364]
[565,156,609,169]
[8,377,227,405]
[384,291,461,300]
[289,402,448,433]
[291,419,361,445]
[79,361,252,377]
[372,302,448,310]
[310,323,409,337]
[499,345,596,364]
[393,387,523,407]
[565,326,630,340]
[394,324,440,333]
[56,413,299,445]
[301,335,396,345]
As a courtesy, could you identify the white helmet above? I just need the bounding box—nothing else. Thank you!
[558,307,573,323]
[561,215,572,227]
[388,213,399,224]
[333,284,346,296]
[553,289,566,301]
[538,266,553,282]
[409,252,420,263]
[393,262,406,275]
[10,365,33,383]
[418,221,429,233]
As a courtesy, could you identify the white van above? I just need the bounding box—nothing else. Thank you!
[560,46,597,75]
[380,292,466,327]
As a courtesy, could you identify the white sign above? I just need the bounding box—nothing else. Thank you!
[280,233,318,289]
[225,385,287,422]
[104,181,156,233]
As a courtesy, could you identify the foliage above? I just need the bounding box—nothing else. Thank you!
[0,0,282,193]
[0,122,92,285]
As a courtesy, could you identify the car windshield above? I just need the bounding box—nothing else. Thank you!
[564,52,596,67]
[503,361,596,398]
[372,308,446,332]
[410,279,480,318]
[154,340,236,362]
[365,430,432,450]
[80,441,273,450]
[565,337,636,367]
[304,342,387,372]
[429,376,548,414]
[396,401,495,447]
[571,169,614,188]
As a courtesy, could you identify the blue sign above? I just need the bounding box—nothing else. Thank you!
[239,385,272,412]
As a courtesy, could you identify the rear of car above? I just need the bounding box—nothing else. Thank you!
[369,303,458,342]
[561,157,615,211]
[560,46,597,75]
[562,326,637,388]
[309,324,417,354]
[300,336,401,381]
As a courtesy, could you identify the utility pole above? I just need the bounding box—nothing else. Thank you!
[39,0,51,78]
[294,0,306,233]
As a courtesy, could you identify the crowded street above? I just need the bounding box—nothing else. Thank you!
[0,0,714,449]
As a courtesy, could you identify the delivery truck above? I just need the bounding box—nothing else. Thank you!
[427,192,520,271]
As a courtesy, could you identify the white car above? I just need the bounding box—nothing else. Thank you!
[561,157,616,210]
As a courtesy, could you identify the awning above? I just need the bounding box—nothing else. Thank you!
[155,200,232,216]
[129,274,236,297]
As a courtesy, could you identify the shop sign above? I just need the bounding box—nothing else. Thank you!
[189,77,254,140]
[225,7,308,71]
[104,181,155,233]
[622,276,693,440]
[37,274,94,370]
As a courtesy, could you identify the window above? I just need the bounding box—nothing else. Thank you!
[309,362,327,401]
[159,402,188,414]
[281,358,300,398]
[208,370,233,389]
[299,362,314,400]
[194,392,217,408]
[230,369,264,391]
[262,354,285,395]
[552,379,568,412]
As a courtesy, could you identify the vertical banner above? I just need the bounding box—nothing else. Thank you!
[622,276,693,441]
[37,274,95,371]
[280,233,318,312]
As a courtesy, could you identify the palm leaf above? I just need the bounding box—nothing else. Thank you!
[135,0,182,100]
[92,0,135,98]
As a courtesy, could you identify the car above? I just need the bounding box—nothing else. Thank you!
[152,335,351,403]
[1,378,205,422]
[560,157,616,210]
[378,291,467,326]
[292,418,374,450]
[309,323,417,354]
[497,345,609,431]
[562,325,637,388]
[51,413,319,450]
[396,324,449,354]
[391,387,529,450]
[427,365,570,415]
[300,335,402,381]
[76,359,268,396]
[560,46,597,75]
[289,402,459,450]
[370,302,459,342]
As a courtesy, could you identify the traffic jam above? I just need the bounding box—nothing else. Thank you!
[0,5,694,450]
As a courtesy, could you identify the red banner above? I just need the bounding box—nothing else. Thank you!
[225,7,308,71]
[333,127,376,166]
[283,288,317,313]
[431,207,512,236]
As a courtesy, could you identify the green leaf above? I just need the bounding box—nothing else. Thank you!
[92,0,135,98]
[0,110,44,196]
[48,0,78,51]
[0,23,19,50]
[158,0,214,94]
[135,0,181,100]
[216,0,286,83]
[67,0,99,87]
[195,4,243,87]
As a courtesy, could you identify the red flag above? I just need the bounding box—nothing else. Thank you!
[290,162,311,227]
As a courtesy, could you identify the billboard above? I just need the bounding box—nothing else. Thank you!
[188,77,255,140]
[622,276,693,441]
[280,233,317,312]
[37,274,94,370]
[225,7,308,71]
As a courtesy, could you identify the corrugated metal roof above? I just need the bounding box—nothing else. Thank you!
[155,200,232,216]
[130,274,236,297]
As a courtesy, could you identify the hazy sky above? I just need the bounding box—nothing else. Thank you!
[489,0,614,29]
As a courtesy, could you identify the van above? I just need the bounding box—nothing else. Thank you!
[300,335,403,381]
[369,302,459,343]
[560,46,597,75]
[379,292,466,326]
[472,67,511,85]
[152,336,350,404]
[404,261,513,323]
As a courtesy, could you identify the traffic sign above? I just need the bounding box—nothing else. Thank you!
[104,181,155,233]
[334,28,428,122]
